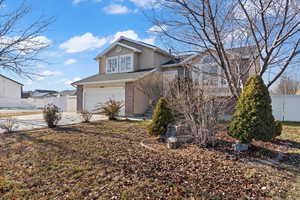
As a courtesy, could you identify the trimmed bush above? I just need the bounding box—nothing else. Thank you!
[148,97,174,136]
[98,99,123,120]
[0,118,18,133]
[43,104,62,128]
[228,75,277,144]
[274,120,282,137]
[80,111,93,123]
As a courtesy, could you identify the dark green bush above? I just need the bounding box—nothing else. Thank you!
[274,120,282,137]
[148,97,174,136]
[43,104,62,128]
[228,75,277,144]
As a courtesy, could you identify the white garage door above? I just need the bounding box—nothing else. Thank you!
[84,87,125,115]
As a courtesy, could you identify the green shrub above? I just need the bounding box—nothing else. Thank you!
[228,75,277,144]
[97,99,123,120]
[43,104,62,128]
[148,97,174,136]
[274,120,282,137]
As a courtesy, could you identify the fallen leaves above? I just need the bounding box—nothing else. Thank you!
[0,121,294,199]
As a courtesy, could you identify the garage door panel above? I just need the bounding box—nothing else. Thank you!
[84,87,125,115]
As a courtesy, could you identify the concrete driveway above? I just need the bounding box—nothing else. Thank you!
[0,112,106,133]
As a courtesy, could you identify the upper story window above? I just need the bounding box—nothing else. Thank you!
[202,55,215,64]
[192,55,227,87]
[106,54,133,74]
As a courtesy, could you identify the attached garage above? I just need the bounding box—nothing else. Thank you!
[73,70,154,116]
[83,86,125,115]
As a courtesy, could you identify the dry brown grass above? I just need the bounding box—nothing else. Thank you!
[0,111,41,118]
[0,120,297,199]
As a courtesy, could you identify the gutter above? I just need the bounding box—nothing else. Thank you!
[71,68,158,87]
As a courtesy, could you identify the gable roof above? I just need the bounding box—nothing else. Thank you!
[161,46,257,68]
[0,74,23,86]
[95,36,171,60]
[95,42,142,59]
[72,68,156,86]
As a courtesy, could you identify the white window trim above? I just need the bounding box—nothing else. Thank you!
[106,54,134,74]
[193,64,228,88]
[106,56,119,74]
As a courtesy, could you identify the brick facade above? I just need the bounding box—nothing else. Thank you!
[125,82,135,116]
[77,85,83,112]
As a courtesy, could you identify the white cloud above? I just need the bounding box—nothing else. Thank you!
[25,80,33,86]
[129,0,159,8]
[36,64,46,69]
[110,30,156,44]
[38,70,62,77]
[148,25,167,33]
[59,32,107,53]
[111,30,139,43]
[142,37,156,45]
[72,0,84,4]
[0,36,52,53]
[64,58,77,65]
[64,77,81,85]
[103,4,137,15]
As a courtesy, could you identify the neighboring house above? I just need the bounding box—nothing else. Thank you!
[0,74,23,99]
[297,90,300,95]
[25,90,59,99]
[73,36,257,116]
[58,90,76,97]
[160,47,258,97]
[73,36,173,115]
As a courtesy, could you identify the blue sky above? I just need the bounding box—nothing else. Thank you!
[1,0,161,91]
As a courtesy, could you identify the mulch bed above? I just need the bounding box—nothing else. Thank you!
[0,121,295,199]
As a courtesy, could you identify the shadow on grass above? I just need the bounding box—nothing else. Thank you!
[272,138,300,150]
[282,121,300,127]
[51,122,145,143]
[213,138,300,169]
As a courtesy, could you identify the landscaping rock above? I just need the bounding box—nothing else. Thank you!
[166,122,176,138]
[167,137,179,149]
[233,143,249,152]
[177,135,194,144]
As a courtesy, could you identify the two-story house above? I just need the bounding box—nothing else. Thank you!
[73,36,258,116]
[72,36,173,116]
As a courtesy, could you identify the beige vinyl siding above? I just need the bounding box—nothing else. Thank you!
[98,40,173,74]
[133,86,149,114]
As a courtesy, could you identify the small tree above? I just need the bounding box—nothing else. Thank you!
[43,104,62,128]
[167,76,228,146]
[135,71,163,109]
[96,99,124,120]
[80,111,93,123]
[148,97,174,137]
[0,118,18,134]
[229,75,278,144]
[274,76,300,95]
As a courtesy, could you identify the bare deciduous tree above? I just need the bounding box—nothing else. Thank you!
[0,0,53,77]
[274,75,300,95]
[136,70,164,108]
[152,0,300,99]
[167,74,228,146]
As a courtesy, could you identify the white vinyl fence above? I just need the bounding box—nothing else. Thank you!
[26,96,77,112]
[271,95,300,122]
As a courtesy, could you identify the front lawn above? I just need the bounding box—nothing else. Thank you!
[0,111,41,118]
[0,120,298,199]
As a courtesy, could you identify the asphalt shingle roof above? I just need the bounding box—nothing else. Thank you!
[72,69,154,85]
